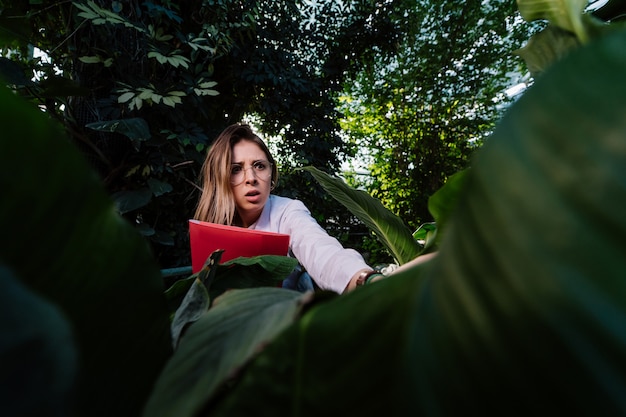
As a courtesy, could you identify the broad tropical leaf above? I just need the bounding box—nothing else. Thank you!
[514,24,581,77]
[85,117,151,139]
[86,118,151,150]
[0,86,172,417]
[170,250,222,348]
[517,0,589,41]
[300,166,422,265]
[426,168,469,244]
[143,288,311,417]
[164,253,298,319]
[209,255,299,296]
[111,187,152,214]
[0,266,77,417]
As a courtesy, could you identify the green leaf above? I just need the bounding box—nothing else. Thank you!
[222,255,298,276]
[514,25,581,76]
[517,0,589,42]
[111,187,152,214]
[207,267,434,417]
[143,288,310,417]
[208,255,299,299]
[79,55,103,64]
[147,178,173,196]
[204,30,626,416]
[426,168,469,242]
[300,166,422,264]
[170,250,223,348]
[136,222,156,236]
[164,253,295,318]
[162,96,176,107]
[85,118,151,144]
[170,277,209,348]
[412,222,437,250]
[150,92,163,104]
[118,91,135,103]
[0,57,33,86]
[132,96,143,110]
[0,265,77,417]
[138,88,155,100]
[0,85,171,417]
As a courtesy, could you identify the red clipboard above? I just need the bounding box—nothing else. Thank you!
[188,219,290,273]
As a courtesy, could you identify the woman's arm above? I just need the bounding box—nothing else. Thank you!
[278,199,371,293]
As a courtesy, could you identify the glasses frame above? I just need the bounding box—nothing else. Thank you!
[230,160,273,186]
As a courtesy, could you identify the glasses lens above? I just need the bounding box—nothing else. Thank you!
[231,161,272,185]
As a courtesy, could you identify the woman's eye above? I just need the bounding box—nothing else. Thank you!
[231,166,242,174]
[254,162,267,170]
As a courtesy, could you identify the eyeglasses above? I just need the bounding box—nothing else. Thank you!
[230,160,273,185]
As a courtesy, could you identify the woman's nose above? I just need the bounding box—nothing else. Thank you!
[244,167,258,183]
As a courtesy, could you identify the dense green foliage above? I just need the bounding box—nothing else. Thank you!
[169,12,626,416]
[339,1,534,233]
[0,84,172,417]
[3,1,626,417]
[0,0,401,267]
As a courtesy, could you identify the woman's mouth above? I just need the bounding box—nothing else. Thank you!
[244,190,261,202]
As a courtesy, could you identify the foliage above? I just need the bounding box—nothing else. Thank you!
[0,267,77,416]
[0,79,298,416]
[0,84,172,417]
[339,0,536,232]
[299,159,467,265]
[187,21,626,417]
[147,2,626,415]
[301,166,423,265]
[166,251,298,347]
[145,287,315,417]
[4,1,626,417]
[515,0,626,75]
[0,0,402,268]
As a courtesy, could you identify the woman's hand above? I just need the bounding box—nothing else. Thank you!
[344,252,438,293]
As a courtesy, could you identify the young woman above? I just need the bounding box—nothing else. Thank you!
[194,123,382,293]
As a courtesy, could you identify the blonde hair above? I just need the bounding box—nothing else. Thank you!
[194,123,278,225]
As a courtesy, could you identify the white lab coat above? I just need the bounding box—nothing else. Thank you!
[249,195,369,293]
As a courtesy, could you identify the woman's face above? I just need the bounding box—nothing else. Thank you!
[230,140,272,227]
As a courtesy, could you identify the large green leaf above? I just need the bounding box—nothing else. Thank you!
[0,85,172,417]
[426,168,469,244]
[300,166,422,264]
[164,253,298,319]
[514,24,581,77]
[210,255,299,295]
[204,29,626,415]
[143,287,311,417]
[85,117,151,151]
[514,0,621,76]
[170,250,222,348]
[0,265,77,417]
[0,57,34,87]
[517,0,589,41]
[111,187,153,214]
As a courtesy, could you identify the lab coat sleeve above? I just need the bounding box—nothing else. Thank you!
[278,199,369,293]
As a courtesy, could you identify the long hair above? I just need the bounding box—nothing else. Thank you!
[194,123,278,225]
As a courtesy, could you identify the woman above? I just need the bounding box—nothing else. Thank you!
[194,123,382,293]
